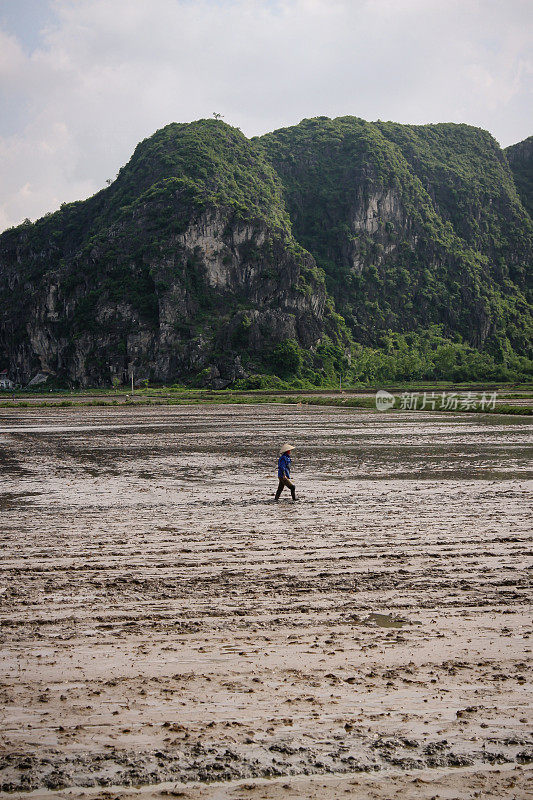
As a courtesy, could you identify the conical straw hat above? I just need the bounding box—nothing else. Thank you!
[280,443,295,455]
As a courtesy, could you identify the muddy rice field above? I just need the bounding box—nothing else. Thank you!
[0,404,531,800]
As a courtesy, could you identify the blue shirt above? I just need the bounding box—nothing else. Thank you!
[278,453,291,479]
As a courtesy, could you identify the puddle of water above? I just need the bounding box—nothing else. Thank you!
[363,612,406,628]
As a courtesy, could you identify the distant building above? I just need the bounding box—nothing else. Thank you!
[0,369,14,390]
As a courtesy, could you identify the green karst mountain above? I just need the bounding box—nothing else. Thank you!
[0,117,531,388]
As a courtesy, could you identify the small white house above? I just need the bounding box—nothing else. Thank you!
[0,370,14,390]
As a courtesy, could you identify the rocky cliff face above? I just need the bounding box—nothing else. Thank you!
[0,202,328,388]
[0,117,531,387]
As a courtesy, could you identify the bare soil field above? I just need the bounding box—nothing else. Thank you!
[0,404,531,799]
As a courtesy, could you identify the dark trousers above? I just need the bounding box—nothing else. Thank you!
[275,475,296,501]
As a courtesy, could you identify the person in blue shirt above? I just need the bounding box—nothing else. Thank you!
[275,443,296,501]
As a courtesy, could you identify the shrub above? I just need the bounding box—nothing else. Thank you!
[270,339,302,377]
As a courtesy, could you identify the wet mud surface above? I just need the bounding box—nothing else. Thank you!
[0,405,531,798]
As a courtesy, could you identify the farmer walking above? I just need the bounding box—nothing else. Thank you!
[275,444,297,501]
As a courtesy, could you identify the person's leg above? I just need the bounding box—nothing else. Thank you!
[274,479,284,501]
[286,478,296,501]
[281,477,296,500]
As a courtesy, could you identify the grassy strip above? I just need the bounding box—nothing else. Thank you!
[297,396,531,415]
[4,381,533,399]
[0,395,530,415]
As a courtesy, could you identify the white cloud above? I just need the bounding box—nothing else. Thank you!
[1,0,531,229]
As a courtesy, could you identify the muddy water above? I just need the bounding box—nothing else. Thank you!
[0,404,531,796]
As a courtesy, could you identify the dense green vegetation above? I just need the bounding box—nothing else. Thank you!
[232,325,530,387]
[0,117,531,388]
[505,135,533,219]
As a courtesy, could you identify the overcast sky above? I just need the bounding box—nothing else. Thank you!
[1,0,531,231]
